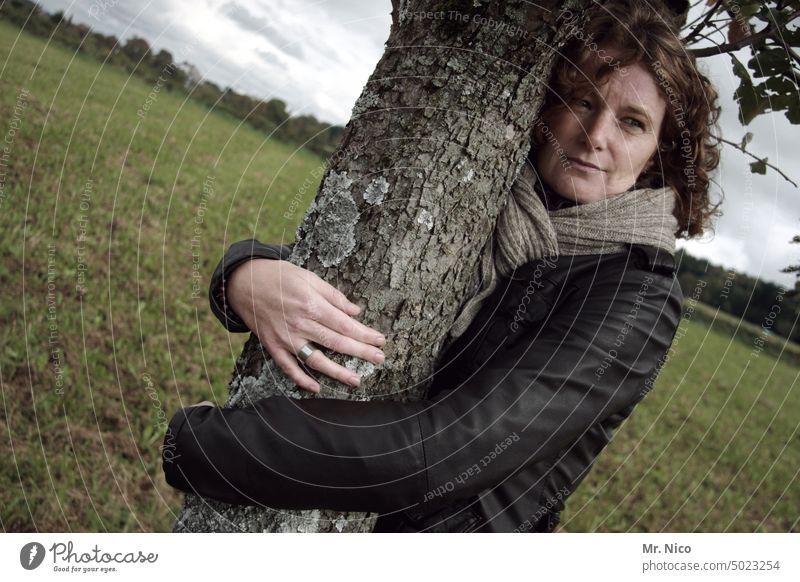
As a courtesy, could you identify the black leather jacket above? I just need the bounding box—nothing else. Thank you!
[163,238,682,532]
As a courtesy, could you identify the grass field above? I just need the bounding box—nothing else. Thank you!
[1,21,797,532]
[562,303,799,532]
[0,20,324,531]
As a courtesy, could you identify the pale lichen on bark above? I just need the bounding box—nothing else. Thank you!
[416,209,434,231]
[351,89,382,118]
[345,357,376,379]
[363,176,390,205]
[291,170,360,268]
[174,495,364,533]
[226,357,301,408]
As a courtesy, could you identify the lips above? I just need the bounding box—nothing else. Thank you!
[568,157,604,171]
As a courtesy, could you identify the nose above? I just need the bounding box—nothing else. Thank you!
[580,109,615,151]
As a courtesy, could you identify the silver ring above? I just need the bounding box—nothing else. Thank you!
[296,342,318,364]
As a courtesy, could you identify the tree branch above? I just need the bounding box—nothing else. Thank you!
[690,23,773,57]
[682,0,722,44]
[690,8,800,58]
[719,137,798,187]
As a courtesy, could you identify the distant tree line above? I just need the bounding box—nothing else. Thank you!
[0,0,344,158]
[676,249,799,344]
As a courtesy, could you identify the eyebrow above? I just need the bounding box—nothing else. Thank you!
[584,88,653,125]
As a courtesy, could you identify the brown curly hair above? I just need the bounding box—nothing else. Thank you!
[533,0,722,239]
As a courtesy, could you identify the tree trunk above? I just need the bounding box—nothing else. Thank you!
[174,0,588,533]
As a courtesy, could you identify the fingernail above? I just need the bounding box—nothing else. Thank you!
[376,335,386,346]
[349,375,360,386]
[374,351,385,363]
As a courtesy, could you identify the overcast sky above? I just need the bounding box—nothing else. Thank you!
[38,0,799,287]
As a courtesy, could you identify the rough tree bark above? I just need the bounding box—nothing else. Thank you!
[173,0,589,533]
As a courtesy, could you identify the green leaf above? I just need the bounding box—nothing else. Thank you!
[765,76,796,94]
[767,93,793,110]
[783,23,800,44]
[786,102,800,124]
[750,158,768,175]
[735,84,770,125]
[740,132,754,148]
[748,50,791,78]
[762,5,798,26]
[731,55,751,83]
[732,51,777,126]
[740,0,765,20]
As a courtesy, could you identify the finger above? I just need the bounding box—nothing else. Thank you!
[304,321,385,366]
[303,348,362,388]
[272,348,321,393]
[312,276,363,318]
[311,301,385,347]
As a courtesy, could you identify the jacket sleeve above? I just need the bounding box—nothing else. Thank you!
[208,238,295,333]
[166,263,682,514]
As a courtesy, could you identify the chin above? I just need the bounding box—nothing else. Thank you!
[570,192,606,204]
[561,177,633,204]
[555,179,609,204]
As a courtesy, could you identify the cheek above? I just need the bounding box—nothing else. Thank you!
[617,138,654,169]
[633,144,658,171]
[548,114,576,144]
[534,148,554,177]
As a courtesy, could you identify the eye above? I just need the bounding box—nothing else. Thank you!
[623,118,645,130]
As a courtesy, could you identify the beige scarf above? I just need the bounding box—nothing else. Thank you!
[447,159,679,341]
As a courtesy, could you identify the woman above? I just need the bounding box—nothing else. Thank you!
[163,0,721,532]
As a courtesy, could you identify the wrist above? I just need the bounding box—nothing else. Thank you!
[226,258,277,325]
[226,260,255,325]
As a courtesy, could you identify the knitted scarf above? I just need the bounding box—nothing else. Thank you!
[447,158,679,341]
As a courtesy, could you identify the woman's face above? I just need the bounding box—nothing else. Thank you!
[534,54,667,204]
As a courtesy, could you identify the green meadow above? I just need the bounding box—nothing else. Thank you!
[1,22,796,532]
[563,303,798,532]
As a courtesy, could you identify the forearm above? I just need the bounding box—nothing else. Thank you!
[162,352,637,516]
[162,395,430,513]
[163,345,660,516]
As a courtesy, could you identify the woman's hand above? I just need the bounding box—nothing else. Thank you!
[227,258,386,393]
